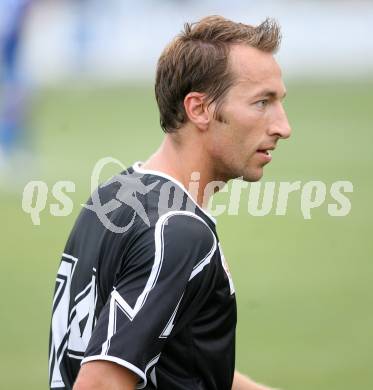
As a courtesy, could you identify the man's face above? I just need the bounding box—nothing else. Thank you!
[206,44,291,182]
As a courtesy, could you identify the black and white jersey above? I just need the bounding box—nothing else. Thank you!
[49,162,237,390]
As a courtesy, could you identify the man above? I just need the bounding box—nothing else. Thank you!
[49,16,291,390]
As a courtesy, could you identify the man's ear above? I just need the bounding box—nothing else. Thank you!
[183,92,211,131]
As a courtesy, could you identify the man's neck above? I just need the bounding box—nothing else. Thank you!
[141,135,221,208]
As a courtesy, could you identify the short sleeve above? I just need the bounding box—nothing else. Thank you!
[82,211,217,388]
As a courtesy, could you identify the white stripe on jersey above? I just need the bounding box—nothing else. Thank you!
[101,210,217,353]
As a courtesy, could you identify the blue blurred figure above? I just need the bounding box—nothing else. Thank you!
[0,0,33,177]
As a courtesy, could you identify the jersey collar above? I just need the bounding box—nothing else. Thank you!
[132,161,216,225]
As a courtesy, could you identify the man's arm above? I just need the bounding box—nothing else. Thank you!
[74,365,275,390]
[73,361,138,390]
[232,370,280,390]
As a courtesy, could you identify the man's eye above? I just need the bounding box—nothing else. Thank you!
[255,100,269,109]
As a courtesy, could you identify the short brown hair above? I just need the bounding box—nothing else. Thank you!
[155,15,282,133]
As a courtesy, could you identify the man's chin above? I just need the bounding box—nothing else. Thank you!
[242,168,264,182]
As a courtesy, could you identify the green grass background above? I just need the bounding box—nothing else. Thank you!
[1,80,372,389]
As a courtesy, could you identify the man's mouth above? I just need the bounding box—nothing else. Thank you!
[256,149,272,156]
[256,146,275,162]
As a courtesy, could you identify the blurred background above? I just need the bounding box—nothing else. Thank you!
[1,0,372,389]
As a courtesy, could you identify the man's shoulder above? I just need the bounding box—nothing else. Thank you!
[121,210,217,280]
[155,210,215,244]
[71,165,217,254]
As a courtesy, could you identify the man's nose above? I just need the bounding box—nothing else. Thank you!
[269,103,292,139]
